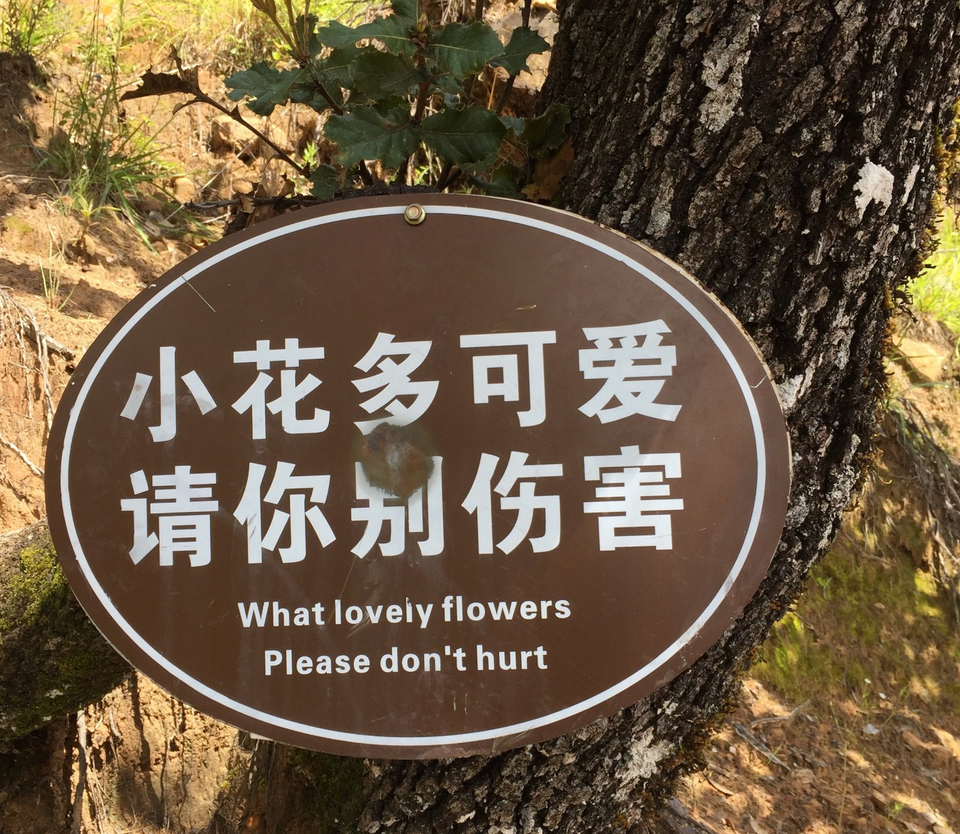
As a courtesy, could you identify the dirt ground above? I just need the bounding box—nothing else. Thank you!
[0,16,957,834]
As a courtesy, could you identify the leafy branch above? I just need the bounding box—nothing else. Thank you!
[120,50,310,178]
[122,0,570,201]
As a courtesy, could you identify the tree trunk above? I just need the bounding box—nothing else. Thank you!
[350,1,960,831]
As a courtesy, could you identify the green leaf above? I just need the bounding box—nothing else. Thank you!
[429,22,503,78]
[469,163,523,196]
[317,45,361,91]
[500,114,525,135]
[225,63,305,116]
[325,103,421,169]
[314,19,363,48]
[293,13,322,58]
[434,74,465,96]
[489,26,549,75]
[521,103,571,158]
[421,105,506,172]
[391,0,419,24]
[359,15,418,56]
[350,49,429,102]
[309,165,339,200]
[317,15,417,57]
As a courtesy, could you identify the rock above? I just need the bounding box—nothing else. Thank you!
[896,336,949,382]
[209,116,256,158]
[138,194,164,213]
[173,177,199,203]
[929,744,954,767]
[901,729,927,750]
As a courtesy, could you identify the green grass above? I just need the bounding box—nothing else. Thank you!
[0,0,61,59]
[754,528,960,713]
[36,0,173,239]
[909,208,960,335]
[129,0,369,75]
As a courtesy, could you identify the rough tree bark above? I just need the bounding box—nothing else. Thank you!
[350,1,960,832]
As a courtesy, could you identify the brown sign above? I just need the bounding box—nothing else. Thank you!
[46,194,790,758]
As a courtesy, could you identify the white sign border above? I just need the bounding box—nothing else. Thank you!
[58,201,771,749]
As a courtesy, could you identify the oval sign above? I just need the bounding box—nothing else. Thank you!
[47,194,790,758]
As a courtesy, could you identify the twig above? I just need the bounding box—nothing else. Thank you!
[703,774,735,797]
[442,166,463,191]
[749,700,810,729]
[412,79,433,124]
[662,798,725,834]
[71,712,88,834]
[354,162,374,187]
[474,0,484,20]
[205,101,308,177]
[122,56,308,178]
[23,306,54,431]
[0,429,43,478]
[0,287,74,359]
[495,74,517,114]
[436,161,454,191]
[733,722,791,769]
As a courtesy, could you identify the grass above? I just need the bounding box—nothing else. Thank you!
[35,0,173,242]
[909,207,960,335]
[0,0,61,59]
[754,530,960,712]
[128,0,370,75]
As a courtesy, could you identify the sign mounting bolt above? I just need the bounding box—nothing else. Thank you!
[404,204,426,225]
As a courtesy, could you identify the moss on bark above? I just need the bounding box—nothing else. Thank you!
[0,521,129,749]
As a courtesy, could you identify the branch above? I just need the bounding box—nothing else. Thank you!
[204,99,309,178]
[412,79,433,124]
[0,429,43,478]
[120,57,309,179]
[495,74,517,114]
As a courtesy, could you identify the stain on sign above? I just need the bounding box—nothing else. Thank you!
[46,195,791,758]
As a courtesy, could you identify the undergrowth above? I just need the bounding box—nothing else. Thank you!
[909,208,960,337]
[35,0,172,240]
[755,527,960,713]
[0,0,60,59]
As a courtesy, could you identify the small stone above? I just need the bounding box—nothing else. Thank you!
[139,194,163,213]
[929,744,954,767]
[897,336,948,382]
[901,729,927,750]
[173,176,198,203]
[210,115,256,157]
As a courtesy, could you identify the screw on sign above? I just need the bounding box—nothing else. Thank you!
[46,195,790,759]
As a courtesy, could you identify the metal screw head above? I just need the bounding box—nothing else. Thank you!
[404,204,426,225]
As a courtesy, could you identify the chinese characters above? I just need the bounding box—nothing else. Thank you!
[120,322,685,566]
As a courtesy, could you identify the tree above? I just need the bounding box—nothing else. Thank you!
[2,0,959,830]
[347,1,960,831]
